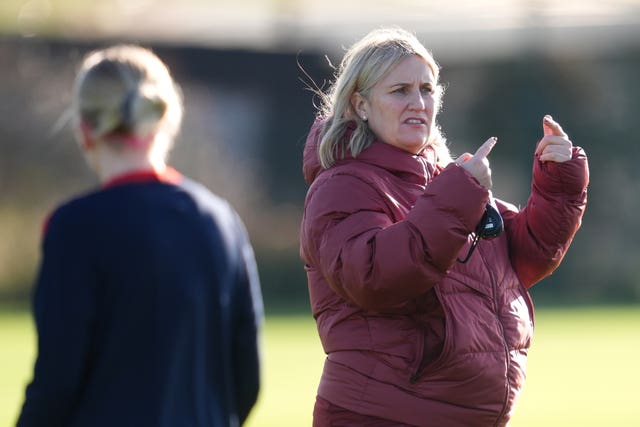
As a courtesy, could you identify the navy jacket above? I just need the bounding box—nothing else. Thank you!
[17,168,263,427]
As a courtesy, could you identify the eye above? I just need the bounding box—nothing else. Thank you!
[392,86,407,94]
[421,84,435,95]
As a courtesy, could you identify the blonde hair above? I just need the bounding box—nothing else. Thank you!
[72,45,183,157]
[317,28,451,168]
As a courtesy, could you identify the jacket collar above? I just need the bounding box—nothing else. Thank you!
[302,117,437,186]
[351,141,437,186]
[103,167,182,189]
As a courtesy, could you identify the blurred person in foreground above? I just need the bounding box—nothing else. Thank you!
[300,28,588,426]
[17,45,263,427]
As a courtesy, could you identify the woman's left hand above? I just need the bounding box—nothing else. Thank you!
[535,115,573,163]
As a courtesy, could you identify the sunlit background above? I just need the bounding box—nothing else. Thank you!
[1,0,639,426]
[2,0,639,304]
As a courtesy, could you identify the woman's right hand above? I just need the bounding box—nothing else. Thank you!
[455,137,497,190]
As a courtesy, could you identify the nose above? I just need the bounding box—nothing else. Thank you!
[408,89,426,111]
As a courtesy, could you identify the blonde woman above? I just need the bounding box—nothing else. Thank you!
[300,28,588,426]
[17,45,262,427]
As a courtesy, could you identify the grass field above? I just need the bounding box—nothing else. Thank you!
[2,306,639,426]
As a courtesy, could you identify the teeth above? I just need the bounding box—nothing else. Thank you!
[406,119,423,124]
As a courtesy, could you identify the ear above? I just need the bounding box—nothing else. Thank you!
[350,92,369,121]
[77,121,96,149]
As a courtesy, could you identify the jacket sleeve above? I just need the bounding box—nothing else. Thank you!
[17,209,96,427]
[301,164,488,311]
[230,213,263,425]
[502,146,589,288]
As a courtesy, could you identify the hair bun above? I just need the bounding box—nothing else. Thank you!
[121,88,168,136]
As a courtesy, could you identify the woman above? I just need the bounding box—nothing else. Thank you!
[17,45,263,427]
[300,28,588,426]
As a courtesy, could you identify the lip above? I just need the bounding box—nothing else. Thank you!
[403,118,427,125]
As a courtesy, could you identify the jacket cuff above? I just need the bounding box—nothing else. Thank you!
[533,146,589,196]
[408,163,488,234]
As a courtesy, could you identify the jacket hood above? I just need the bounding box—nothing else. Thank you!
[302,117,326,185]
[302,117,438,186]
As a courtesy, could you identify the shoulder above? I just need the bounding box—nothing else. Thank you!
[177,177,239,225]
[494,198,520,216]
[177,177,251,248]
[311,159,390,194]
[44,189,103,230]
[306,162,388,213]
[41,189,110,245]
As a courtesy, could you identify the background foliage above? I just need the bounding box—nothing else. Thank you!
[1,35,639,307]
[1,2,639,426]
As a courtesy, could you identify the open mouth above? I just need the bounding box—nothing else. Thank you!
[404,118,427,125]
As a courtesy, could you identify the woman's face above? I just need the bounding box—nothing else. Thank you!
[352,55,437,154]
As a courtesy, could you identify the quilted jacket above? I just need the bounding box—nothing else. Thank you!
[300,118,588,426]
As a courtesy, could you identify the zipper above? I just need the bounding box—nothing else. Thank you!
[409,287,447,384]
[409,333,428,384]
[477,246,511,427]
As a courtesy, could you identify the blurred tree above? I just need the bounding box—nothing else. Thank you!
[0,36,638,308]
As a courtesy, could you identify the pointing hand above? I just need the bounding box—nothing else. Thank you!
[456,137,497,190]
[536,115,573,163]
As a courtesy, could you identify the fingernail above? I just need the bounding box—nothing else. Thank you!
[544,115,553,122]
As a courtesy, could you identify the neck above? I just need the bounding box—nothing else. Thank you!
[86,145,166,183]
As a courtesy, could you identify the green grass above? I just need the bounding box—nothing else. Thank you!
[0,309,35,427]
[2,306,639,427]
[508,306,640,426]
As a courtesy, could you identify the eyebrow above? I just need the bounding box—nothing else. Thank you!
[388,81,434,88]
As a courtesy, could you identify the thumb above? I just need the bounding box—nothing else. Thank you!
[542,115,567,137]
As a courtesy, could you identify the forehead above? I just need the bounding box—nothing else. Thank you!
[380,55,435,84]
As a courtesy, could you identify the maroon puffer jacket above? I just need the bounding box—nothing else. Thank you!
[300,118,588,426]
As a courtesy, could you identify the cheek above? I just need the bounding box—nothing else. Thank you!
[377,101,403,123]
[426,96,437,114]
[369,103,392,126]
[434,98,444,118]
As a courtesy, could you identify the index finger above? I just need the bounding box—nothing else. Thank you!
[473,137,498,160]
